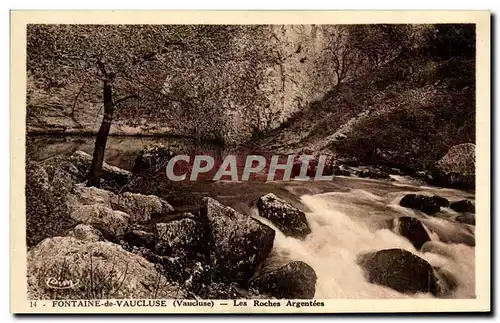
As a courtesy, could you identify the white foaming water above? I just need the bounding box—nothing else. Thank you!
[254,184,475,299]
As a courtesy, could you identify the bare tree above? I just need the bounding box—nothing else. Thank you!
[27,24,283,185]
[87,61,137,187]
[328,28,363,87]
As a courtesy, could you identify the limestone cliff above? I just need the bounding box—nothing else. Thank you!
[27,25,338,143]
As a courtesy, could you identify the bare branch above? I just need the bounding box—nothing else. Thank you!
[71,83,86,118]
[119,70,187,104]
[114,94,138,105]
[97,60,108,76]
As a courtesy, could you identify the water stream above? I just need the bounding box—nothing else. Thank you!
[28,135,476,299]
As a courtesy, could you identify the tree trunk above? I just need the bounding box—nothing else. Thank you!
[87,80,114,187]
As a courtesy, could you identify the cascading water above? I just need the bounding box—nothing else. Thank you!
[254,176,475,299]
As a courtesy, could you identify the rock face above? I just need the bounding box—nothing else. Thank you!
[27,236,187,300]
[434,143,475,189]
[450,200,475,213]
[199,197,275,284]
[27,26,339,143]
[358,249,438,295]
[250,261,317,299]
[399,194,441,215]
[257,193,311,239]
[396,217,431,250]
[132,143,174,175]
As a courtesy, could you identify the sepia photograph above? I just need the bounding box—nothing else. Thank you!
[10,10,491,314]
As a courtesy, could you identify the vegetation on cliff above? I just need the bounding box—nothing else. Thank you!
[259,24,475,175]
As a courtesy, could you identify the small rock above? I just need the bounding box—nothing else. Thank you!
[334,166,351,176]
[334,133,347,140]
[455,213,475,225]
[250,261,317,299]
[414,171,434,182]
[450,200,475,213]
[432,195,450,208]
[400,194,441,215]
[68,224,103,242]
[183,262,209,294]
[123,230,156,249]
[396,217,431,250]
[358,248,438,295]
[354,167,391,180]
[257,193,311,239]
[202,282,248,299]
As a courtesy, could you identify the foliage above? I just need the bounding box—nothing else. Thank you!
[258,24,475,174]
[27,24,281,143]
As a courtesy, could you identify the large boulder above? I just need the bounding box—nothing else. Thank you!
[399,194,441,215]
[432,195,450,208]
[257,193,311,239]
[68,150,133,190]
[358,249,438,295]
[40,155,82,188]
[433,143,475,189]
[67,185,116,209]
[70,205,130,239]
[27,236,187,299]
[67,184,174,224]
[450,200,475,213]
[113,192,174,223]
[200,197,275,284]
[396,217,431,250]
[154,218,203,259]
[26,162,75,247]
[250,261,317,299]
[132,143,174,175]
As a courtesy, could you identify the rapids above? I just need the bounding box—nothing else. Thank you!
[28,135,476,299]
[255,176,475,299]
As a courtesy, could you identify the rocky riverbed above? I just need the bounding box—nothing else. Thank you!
[26,139,476,300]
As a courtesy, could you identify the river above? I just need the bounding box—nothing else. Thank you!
[27,135,476,299]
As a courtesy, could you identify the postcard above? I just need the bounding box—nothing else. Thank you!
[10,10,491,313]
